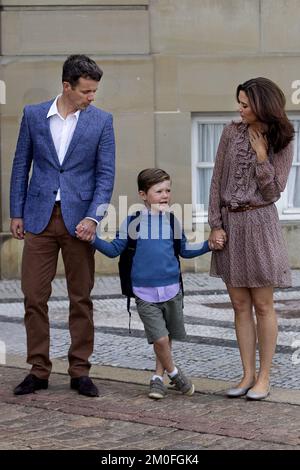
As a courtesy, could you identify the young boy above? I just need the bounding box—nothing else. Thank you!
[78,168,219,399]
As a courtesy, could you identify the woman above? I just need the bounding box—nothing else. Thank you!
[208,77,294,400]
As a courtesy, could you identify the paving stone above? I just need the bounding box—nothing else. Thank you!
[0,366,299,450]
[0,274,300,450]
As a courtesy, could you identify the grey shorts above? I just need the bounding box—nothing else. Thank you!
[135,291,187,344]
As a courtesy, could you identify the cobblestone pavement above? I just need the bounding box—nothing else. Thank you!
[0,273,300,451]
[1,273,300,389]
[0,366,299,450]
[0,270,299,299]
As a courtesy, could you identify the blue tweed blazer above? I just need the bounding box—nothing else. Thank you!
[10,100,115,235]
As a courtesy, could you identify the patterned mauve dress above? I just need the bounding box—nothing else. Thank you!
[208,121,294,288]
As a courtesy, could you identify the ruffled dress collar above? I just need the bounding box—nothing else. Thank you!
[230,122,256,208]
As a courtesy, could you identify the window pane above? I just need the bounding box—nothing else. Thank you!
[287,120,300,210]
[197,123,225,163]
[197,168,213,211]
[292,120,300,164]
[287,166,300,208]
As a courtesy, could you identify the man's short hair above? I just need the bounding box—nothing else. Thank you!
[62,54,103,87]
[137,168,171,193]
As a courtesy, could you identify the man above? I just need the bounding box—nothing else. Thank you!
[10,55,115,397]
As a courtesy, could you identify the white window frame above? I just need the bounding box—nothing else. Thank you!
[191,113,235,223]
[276,114,300,220]
[192,113,300,223]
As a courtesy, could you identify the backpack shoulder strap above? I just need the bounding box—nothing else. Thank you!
[124,211,141,333]
[169,212,181,257]
[168,212,184,301]
[127,211,141,248]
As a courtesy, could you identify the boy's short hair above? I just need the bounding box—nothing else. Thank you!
[137,168,171,193]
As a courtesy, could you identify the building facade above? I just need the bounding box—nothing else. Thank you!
[1,0,300,277]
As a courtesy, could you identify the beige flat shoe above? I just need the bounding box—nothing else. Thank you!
[226,385,253,398]
[246,385,271,400]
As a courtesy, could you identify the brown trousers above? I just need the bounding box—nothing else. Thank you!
[21,204,95,379]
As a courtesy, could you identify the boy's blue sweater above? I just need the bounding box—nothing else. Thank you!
[92,212,210,287]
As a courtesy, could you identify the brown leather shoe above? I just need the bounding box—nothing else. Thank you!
[70,376,99,397]
[14,374,48,395]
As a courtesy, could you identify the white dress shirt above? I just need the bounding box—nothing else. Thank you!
[47,95,80,201]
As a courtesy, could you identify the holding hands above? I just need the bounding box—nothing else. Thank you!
[75,218,97,242]
[208,228,226,251]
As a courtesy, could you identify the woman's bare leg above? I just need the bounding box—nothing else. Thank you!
[250,286,276,393]
[227,286,257,387]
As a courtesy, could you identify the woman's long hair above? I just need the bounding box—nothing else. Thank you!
[236,77,294,153]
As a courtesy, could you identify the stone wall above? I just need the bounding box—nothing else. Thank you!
[1,0,300,277]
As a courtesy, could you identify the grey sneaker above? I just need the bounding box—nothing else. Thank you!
[169,367,195,396]
[148,378,167,399]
